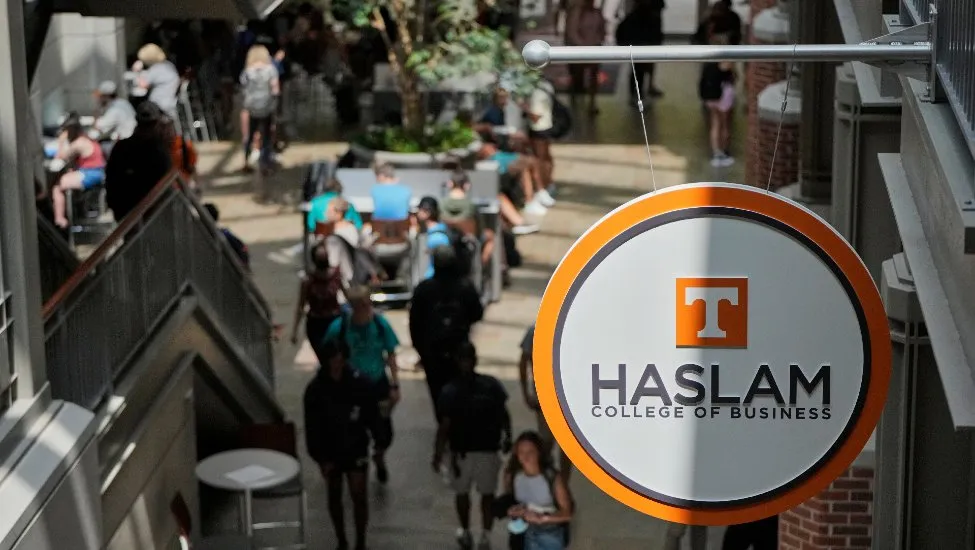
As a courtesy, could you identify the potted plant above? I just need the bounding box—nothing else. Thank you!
[334,0,538,164]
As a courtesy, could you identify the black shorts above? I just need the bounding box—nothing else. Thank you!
[330,454,370,475]
[528,128,555,140]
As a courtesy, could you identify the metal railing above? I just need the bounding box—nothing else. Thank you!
[42,172,275,409]
[904,0,975,157]
[36,213,79,303]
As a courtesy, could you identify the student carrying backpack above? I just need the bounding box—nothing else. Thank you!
[409,246,485,421]
[495,431,574,550]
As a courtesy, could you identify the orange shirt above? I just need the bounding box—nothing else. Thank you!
[171,136,198,180]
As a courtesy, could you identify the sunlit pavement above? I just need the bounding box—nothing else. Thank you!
[197,61,744,549]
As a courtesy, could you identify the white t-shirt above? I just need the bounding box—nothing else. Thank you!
[528,81,555,132]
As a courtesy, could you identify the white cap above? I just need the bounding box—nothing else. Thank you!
[97,81,118,95]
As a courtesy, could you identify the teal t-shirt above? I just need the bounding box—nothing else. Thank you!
[306,192,365,232]
[323,314,399,382]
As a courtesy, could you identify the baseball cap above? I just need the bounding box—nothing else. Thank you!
[97,81,118,96]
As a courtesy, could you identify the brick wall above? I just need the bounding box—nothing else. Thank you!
[750,111,799,190]
[779,466,875,550]
[745,2,788,187]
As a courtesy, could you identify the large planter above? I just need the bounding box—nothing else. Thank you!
[348,139,482,169]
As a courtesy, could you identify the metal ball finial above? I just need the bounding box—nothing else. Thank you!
[522,40,551,69]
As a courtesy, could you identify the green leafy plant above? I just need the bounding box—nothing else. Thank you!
[334,0,538,151]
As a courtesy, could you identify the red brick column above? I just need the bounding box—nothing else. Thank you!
[752,114,799,190]
[745,2,789,186]
[779,466,875,550]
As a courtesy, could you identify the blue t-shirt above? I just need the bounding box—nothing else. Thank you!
[491,151,519,174]
[479,105,505,127]
[424,222,452,279]
[306,192,364,232]
[371,183,412,221]
[323,314,399,382]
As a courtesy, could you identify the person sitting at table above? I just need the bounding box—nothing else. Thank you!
[307,177,364,233]
[477,142,551,217]
[473,86,530,153]
[441,169,524,270]
[50,113,107,229]
[370,162,411,221]
[92,80,137,156]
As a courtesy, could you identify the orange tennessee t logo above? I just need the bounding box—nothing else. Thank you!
[675,277,748,348]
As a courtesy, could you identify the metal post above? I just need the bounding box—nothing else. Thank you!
[522,40,932,67]
[0,0,47,395]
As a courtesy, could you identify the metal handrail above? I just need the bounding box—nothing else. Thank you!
[42,171,275,408]
[42,172,271,320]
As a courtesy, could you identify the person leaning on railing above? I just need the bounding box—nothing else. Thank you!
[104,102,173,222]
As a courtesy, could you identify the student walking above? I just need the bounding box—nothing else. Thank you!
[410,246,484,421]
[502,432,573,550]
[323,285,401,483]
[434,342,512,550]
[304,340,377,550]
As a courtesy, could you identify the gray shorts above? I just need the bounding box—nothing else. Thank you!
[451,451,501,495]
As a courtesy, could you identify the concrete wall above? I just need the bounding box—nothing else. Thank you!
[101,359,198,550]
[30,14,126,130]
[9,438,102,550]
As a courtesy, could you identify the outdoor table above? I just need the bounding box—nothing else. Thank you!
[195,448,301,538]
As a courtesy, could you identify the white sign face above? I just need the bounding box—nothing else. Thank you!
[534,183,890,526]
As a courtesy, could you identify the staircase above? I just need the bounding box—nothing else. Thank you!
[7,172,286,550]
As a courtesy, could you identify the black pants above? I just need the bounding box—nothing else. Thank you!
[631,63,656,98]
[368,376,393,451]
[421,351,457,422]
[306,314,338,364]
[244,114,274,168]
[721,516,779,550]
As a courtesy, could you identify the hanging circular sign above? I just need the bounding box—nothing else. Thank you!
[534,183,890,525]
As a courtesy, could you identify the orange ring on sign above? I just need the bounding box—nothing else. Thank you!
[533,184,891,526]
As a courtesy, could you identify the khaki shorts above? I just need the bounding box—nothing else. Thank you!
[451,452,501,495]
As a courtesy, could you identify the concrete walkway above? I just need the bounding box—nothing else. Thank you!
[197,61,747,549]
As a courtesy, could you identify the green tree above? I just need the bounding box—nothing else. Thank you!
[335,0,538,149]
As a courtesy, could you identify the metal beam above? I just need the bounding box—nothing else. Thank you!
[521,40,931,68]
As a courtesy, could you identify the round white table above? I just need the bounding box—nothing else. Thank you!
[196,449,300,537]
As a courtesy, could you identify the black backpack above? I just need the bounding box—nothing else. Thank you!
[428,283,473,349]
[330,234,380,286]
[429,226,476,277]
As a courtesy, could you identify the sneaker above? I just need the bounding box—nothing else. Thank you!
[720,154,736,167]
[248,149,261,165]
[456,528,473,549]
[534,188,556,207]
[511,223,540,236]
[710,152,727,168]
[523,200,548,217]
